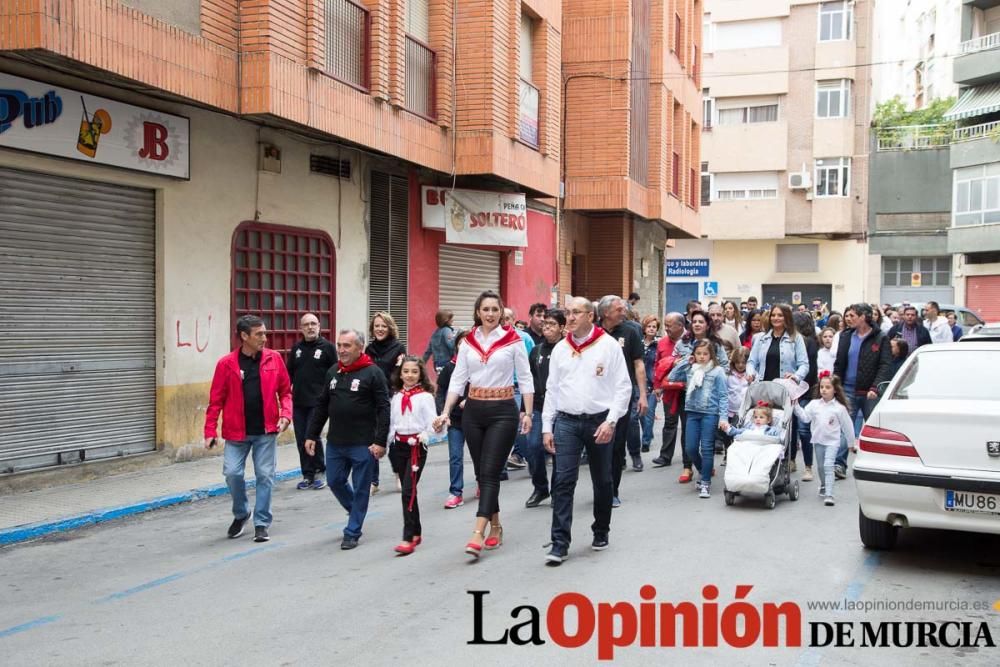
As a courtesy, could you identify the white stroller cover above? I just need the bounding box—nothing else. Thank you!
[724,439,784,496]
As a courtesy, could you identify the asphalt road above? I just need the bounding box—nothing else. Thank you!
[3,432,1000,666]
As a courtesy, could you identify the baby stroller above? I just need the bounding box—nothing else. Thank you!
[723,380,800,509]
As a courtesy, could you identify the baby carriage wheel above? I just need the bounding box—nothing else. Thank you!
[724,490,736,506]
[764,491,776,509]
[788,481,800,501]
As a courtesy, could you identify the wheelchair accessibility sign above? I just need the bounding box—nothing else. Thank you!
[703,281,719,297]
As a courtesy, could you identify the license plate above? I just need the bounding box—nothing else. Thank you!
[944,490,1000,516]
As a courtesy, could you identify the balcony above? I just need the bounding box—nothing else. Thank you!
[875,125,952,152]
[703,121,787,171]
[954,33,1000,86]
[405,36,436,120]
[518,78,540,148]
[323,0,370,91]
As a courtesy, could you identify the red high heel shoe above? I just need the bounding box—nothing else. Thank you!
[411,536,422,547]
[394,541,415,555]
[465,530,484,558]
[484,525,503,550]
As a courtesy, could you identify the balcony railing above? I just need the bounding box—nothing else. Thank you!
[518,78,540,147]
[324,0,370,90]
[875,124,952,151]
[405,35,436,120]
[960,32,1000,55]
[953,119,1000,143]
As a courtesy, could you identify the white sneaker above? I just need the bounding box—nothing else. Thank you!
[824,497,835,506]
[802,466,814,482]
[698,483,711,499]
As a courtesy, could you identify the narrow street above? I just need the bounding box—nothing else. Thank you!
[3,433,999,666]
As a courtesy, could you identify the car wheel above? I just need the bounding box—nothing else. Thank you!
[724,491,735,506]
[789,481,800,501]
[858,507,898,550]
[764,492,776,510]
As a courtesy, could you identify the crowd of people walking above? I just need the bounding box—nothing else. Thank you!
[201,293,955,564]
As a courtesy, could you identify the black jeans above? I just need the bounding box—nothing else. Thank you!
[462,398,518,519]
[659,393,690,467]
[292,405,326,478]
[551,411,614,550]
[388,440,428,541]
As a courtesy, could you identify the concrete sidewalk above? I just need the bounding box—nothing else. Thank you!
[0,444,304,547]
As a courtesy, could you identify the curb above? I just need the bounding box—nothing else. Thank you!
[0,468,302,547]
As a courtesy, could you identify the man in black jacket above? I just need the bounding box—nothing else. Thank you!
[833,303,892,478]
[524,308,565,508]
[886,306,932,356]
[287,313,336,490]
[306,329,390,550]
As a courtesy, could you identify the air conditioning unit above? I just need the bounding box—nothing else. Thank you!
[788,171,812,190]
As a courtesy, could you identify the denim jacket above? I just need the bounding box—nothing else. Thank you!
[746,330,808,383]
[672,338,730,372]
[422,326,456,369]
[667,358,728,420]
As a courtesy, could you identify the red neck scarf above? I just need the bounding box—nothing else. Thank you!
[465,326,522,364]
[566,326,605,356]
[338,353,374,374]
[400,385,424,413]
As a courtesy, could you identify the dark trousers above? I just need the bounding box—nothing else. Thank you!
[626,387,642,456]
[462,398,518,519]
[611,393,638,497]
[388,441,428,541]
[551,411,613,550]
[659,393,689,467]
[292,405,326,478]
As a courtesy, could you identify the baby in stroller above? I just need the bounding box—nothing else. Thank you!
[723,401,783,440]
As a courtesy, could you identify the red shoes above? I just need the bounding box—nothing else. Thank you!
[394,535,422,555]
[678,468,693,483]
[484,525,503,550]
[465,529,484,558]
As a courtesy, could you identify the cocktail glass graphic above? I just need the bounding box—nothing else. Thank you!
[76,97,112,158]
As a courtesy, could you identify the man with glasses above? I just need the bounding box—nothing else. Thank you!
[287,313,336,490]
[523,309,566,508]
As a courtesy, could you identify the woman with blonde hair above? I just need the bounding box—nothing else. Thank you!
[366,311,407,494]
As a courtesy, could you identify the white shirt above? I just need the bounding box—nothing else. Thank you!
[448,326,534,395]
[387,391,437,443]
[542,329,632,433]
[925,316,952,344]
[794,398,856,449]
[817,347,836,375]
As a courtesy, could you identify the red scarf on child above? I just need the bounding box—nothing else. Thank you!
[338,353,374,374]
[400,386,424,413]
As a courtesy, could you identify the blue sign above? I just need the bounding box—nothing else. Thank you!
[703,281,719,297]
[666,258,710,277]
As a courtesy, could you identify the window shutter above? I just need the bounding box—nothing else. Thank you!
[776,244,819,273]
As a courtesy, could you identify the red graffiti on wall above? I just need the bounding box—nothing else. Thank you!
[176,314,212,352]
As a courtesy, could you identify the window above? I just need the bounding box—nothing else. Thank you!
[233,223,336,355]
[714,19,782,50]
[674,13,682,55]
[819,1,852,42]
[405,0,436,119]
[891,351,1000,402]
[703,13,714,53]
[815,158,851,197]
[716,102,779,125]
[369,172,410,343]
[672,152,681,195]
[701,162,712,206]
[882,257,952,288]
[713,171,779,201]
[954,164,1000,227]
[324,0,370,89]
[776,244,819,273]
[816,80,850,118]
[702,90,714,129]
[519,13,540,147]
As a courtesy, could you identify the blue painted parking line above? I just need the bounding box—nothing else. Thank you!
[0,615,61,639]
[0,468,302,547]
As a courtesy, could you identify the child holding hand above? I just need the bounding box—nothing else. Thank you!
[793,371,855,506]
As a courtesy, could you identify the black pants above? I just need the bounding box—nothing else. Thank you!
[462,398,518,519]
[659,394,689,467]
[611,392,640,497]
[293,405,326,478]
[388,441,428,541]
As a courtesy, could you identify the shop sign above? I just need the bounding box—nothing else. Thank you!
[666,258,710,277]
[422,186,528,247]
[0,72,190,179]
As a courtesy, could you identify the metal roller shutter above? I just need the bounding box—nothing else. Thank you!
[438,245,501,330]
[0,167,155,473]
[967,275,1000,321]
[369,171,409,344]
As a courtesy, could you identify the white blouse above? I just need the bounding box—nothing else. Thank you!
[387,392,438,443]
[448,326,534,395]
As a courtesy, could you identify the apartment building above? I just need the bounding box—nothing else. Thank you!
[668,0,871,313]
[560,0,702,314]
[0,1,561,474]
[944,0,1000,320]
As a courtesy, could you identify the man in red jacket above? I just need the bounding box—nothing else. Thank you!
[204,315,292,543]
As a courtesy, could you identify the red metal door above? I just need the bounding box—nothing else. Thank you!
[967,275,1000,321]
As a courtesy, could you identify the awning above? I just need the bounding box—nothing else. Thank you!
[944,82,1000,121]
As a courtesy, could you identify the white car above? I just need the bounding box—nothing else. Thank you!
[854,341,1000,550]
